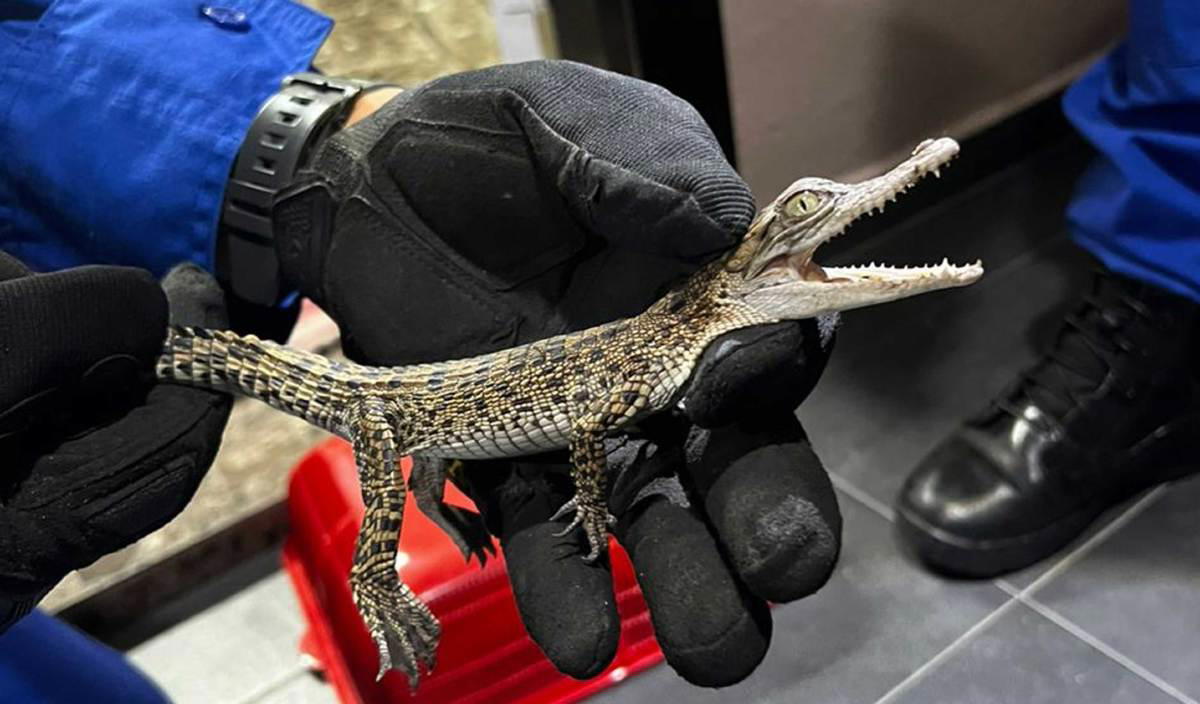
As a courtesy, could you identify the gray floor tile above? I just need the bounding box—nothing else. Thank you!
[800,237,1094,508]
[999,488,1160,592]
[1031,474,1200,700]
[253,671,338,704]
[890,602,1180,704]
[128,571,308,704]
[101,547,284,650]
[592,489,1009,704]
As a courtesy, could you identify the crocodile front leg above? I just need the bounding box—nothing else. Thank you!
[551,429,615,562]
[553,381,651,561]
[347,399,440,688]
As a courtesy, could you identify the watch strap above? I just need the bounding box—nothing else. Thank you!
[217,72,381,306]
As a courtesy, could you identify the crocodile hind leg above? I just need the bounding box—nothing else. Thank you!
[409,456,496,566]
[347,399,440,688]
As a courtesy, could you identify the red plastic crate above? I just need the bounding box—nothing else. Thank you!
[281,438,666,703]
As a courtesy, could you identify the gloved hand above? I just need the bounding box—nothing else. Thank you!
[274,60,842,687]
[0,253,231,629]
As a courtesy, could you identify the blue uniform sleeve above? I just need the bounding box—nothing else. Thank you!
[0,0,332,276]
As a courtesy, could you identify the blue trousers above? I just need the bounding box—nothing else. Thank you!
[0,610,167,703]
[1065,0,1200,302]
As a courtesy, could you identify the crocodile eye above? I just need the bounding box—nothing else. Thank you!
[784,190,822,218]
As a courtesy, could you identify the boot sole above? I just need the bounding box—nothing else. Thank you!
[896,413,1200,579]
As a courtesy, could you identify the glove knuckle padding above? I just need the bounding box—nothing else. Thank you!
[377,86,589,283]
[418,60,753,256]
[0,385,229,588]
[278,102,530,364]
[326,194,524,364]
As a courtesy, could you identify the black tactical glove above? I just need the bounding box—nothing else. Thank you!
[0,253,231,628]
[274,60,841,687]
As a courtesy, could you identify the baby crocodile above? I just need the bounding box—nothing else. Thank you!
[156,137,981,688]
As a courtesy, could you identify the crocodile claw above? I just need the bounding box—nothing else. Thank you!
[551,496,615,562]
[353,579,441,690]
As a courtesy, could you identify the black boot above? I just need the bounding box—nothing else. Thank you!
[896,267,1200,577]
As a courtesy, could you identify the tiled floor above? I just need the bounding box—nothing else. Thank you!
[129,135,1200,703]
[128,568,335,704]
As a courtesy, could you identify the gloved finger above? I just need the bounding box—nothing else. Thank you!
[0,251,33,281]
[684,415,841,602]
[458,458,620,679]
[610,440,772,687]
[681,315,837,429]
[150,261,233,505]
[0,266,167,441]
[163,256,292,340]
[162,262,229,329]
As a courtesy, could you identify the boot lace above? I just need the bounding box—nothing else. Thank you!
[994,274,1151,430]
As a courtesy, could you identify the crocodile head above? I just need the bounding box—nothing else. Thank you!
[724,137,983,320]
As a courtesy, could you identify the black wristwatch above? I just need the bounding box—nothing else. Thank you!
[217,72,385,306]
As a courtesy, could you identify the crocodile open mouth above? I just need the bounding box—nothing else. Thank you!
[764,137,982,287]
[768,247,982,290]
[765,254,982,289]
[766,253,831,282]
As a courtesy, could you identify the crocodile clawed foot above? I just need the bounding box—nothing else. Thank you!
[551,496,615,563]
[352,579,441,689]
[549,495,579,525]
[435,505,497,567]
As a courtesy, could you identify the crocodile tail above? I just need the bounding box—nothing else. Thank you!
[157,325,364,433]
[157,325,298,410]
[157,325,238,391]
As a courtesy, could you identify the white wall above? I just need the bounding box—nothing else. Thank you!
[722,0,1126,197]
